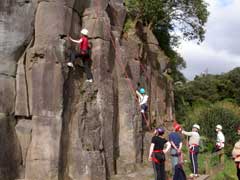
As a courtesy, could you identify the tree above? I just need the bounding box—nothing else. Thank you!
[174,67,240,126]
[125,0,209,42]
[125,0,209,81]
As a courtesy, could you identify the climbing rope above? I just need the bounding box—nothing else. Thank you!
[63,4,83,19]
[140,63,151,82]
[92,0,151,129]
[109,32,151,129]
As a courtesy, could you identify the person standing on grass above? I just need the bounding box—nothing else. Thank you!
[213,124,225,152]
[232,126,240,180]
[181,124,200,178]
[148,128,171,180]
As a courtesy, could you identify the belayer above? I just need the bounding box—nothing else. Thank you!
[67,28,93,83]
[148,128,171,180]
[181,124,200,178]
[169,122,183,174]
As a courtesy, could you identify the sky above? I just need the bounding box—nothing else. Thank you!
[177,0,240,80]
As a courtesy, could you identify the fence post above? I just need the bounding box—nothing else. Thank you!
[220,150,224,167]
[205,155,210,174]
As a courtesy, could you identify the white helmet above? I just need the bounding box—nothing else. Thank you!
[216,124,222,130]
[193,124,200,130]
[81,28,88,36]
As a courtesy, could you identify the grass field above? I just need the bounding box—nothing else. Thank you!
[181,151,238,180]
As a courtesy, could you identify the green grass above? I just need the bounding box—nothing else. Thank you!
[181,152,237,180]
[211,157,237,180]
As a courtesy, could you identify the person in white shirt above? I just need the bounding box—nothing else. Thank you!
[136,88,149,127]
[232,125,240,180]
[181,124,200,178]
[136,88,148,113]
[213,124,225,152]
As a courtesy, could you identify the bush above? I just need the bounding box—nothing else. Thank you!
[123,18,135,33]
[183,101,240,155]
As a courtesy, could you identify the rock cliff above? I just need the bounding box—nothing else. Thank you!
[0,0,174,180]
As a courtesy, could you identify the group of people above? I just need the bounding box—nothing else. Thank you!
[148,123,226,180]
[66,28,240,180]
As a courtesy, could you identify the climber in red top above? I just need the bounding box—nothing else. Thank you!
[67,28,93,83]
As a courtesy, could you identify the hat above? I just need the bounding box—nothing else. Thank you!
[81,28,88,36]
[139,88,145,94]
[156,128,165,135]
[173,122,181,131]
[193,124,200,130]
[216,124,222,130]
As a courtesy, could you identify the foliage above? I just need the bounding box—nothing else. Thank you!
[182,152,237,180]
[175,68,240,121]
[173,68,240,180]
[123,18,135,33]
[154,27,186,82]
[183,102,240,155]
[125,0,209,42]
[212,156,237,180]
[125,0,209,82]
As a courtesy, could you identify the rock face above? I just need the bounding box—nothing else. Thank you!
[0,0,174,180]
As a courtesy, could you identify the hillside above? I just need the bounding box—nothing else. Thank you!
[175,67,240,119]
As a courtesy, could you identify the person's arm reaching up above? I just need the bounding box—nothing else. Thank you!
[136,90,142,99]
[69,36,82,44]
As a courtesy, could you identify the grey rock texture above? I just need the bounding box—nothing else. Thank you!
[0,0,174,180]
[0,0,37,76]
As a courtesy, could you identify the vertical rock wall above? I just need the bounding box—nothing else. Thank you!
[0,0,37,179]
[0,0,174,180]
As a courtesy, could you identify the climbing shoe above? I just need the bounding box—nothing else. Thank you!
[86,79,93,83]
[189,174,199,178]
[67,62,74,67]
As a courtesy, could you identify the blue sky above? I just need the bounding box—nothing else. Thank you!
[219,0,233,6]
[178,0,240,80]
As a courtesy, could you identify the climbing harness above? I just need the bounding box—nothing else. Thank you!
[140,63,151,82]
[189,144,199,154]
[152,150,164,164]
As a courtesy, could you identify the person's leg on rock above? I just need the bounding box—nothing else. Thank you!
[141,104,148,129]
[68,50,81,68]
[82,57,93,82]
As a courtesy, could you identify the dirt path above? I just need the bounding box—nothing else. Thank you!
[111,164,155,180]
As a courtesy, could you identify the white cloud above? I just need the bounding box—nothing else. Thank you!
[179,41,240,80]
[178,0,240,80]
